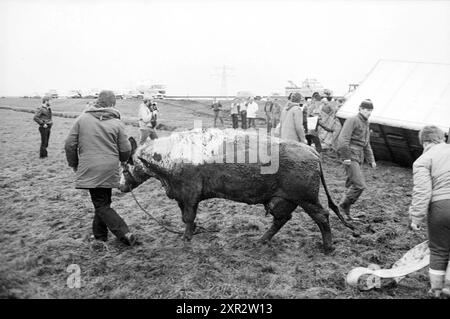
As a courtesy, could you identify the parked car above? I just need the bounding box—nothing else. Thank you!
[68,90,83,98]
[124,90,143,99]
[83,89,99,99]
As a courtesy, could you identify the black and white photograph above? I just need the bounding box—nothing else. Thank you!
[1,0,450,302]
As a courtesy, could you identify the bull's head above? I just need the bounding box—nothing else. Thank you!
[119,137,153,192]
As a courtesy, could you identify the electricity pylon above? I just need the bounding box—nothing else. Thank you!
[212,65,234,97]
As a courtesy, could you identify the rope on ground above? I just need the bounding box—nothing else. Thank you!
[129,188,219,235]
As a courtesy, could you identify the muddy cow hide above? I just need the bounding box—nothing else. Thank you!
[120,128,353,253]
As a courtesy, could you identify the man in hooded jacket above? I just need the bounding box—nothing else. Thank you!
[278,92,307,144]
[64,90,136,246]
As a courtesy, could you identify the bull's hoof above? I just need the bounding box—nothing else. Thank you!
[352,230,361,238]
[342,219,356,230]
[257,236,271,245]
[182,223,196,241]
[119,184,131,193]
[323,246,335,255]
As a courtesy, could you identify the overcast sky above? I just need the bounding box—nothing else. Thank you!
[1,0,449,96]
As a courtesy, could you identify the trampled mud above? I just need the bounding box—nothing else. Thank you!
[0,101,429,299]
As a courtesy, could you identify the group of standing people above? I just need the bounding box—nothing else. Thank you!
[299,90,344,153]
[212,97,259,129]
[209,91,343,152]
[277,90,343,151]
[277,92,376,221]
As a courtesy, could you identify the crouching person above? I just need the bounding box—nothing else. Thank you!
[408,125,450,298]
[64,90,137,246]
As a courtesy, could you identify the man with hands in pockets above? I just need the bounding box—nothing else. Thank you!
[337,99,377,221]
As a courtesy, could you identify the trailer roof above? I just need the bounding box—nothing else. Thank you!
[337,59,450,133]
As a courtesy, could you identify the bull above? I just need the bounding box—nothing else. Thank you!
[120,128,353,253]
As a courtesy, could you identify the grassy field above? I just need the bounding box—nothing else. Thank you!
[0,97,270,131]
[0,98,430,299]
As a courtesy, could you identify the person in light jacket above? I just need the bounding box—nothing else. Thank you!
[264,97,282,134]
[304,92,328,153]
[408,125,450,298]
[278,92,307,144]
[138,95,159,145]
[246,97,258,129]
[64,90,137,246]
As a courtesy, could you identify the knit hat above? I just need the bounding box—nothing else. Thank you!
[418,125,445,145]
[290,92,303,103]
[360,99,374,110]
[42,96,51,103]
[96,90,116,108]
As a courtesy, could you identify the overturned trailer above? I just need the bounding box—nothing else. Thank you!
[337,59,450,167]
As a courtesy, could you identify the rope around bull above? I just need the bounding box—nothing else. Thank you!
[128,187,219,236]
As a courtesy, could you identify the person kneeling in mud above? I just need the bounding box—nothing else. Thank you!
[408,125,450,298]
[64,90,137,247]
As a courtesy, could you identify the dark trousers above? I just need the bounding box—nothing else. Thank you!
[428,199,450,271]
[241,111,247,129]
[306,134,322,153]
[248,118,256,129]
[231,114,239,129]
[269,118,279,135]
[88,188,130,241]
[266,116,272,134]
[341,161,366,207]
[214,111,224,127]
[38,126,51,158]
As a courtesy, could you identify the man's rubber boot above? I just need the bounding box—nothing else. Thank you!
[338,198,353,221]
[428,270,445,298]
[121,232,137,247]
[441,262,450,299]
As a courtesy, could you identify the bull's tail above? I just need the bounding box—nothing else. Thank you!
[319,160,354,230]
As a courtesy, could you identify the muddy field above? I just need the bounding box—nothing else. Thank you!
[0,98,430,299]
